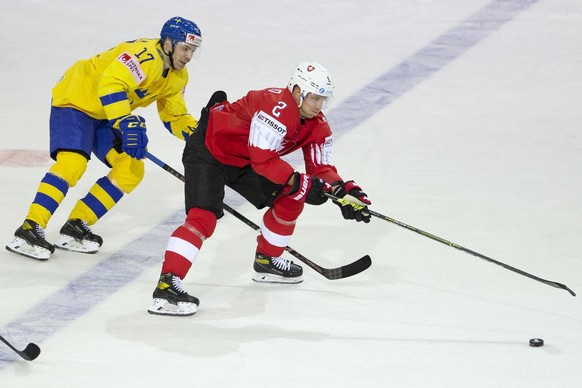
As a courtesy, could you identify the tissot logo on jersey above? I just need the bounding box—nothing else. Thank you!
[257,111,286,135]
[117,52,146,85]
[249,110,288,151]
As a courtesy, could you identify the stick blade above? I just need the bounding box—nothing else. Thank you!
[21,343,41,361]
[322,255,372,280]
[557,283,576,297]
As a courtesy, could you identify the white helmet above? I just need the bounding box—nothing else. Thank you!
[288,61,335,108]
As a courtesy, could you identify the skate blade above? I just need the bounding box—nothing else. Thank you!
[252,272,303,284]
[147,299,197,316]
[5,237,51,261]
[54,235,100,254]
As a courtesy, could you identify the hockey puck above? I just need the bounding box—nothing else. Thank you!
[529,338,544,347]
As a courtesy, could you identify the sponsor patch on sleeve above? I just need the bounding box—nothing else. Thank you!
[321,135,333,164]
[117,52,146,85]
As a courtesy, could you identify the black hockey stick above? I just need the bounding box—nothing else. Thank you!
[0,334,41,361]
[145,151,371,280]
[327,193,575,296]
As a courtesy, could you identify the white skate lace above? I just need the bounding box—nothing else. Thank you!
[79,220,92,233]
[171,276,188,294]
[272,256,292,271]
[34,224,47,239]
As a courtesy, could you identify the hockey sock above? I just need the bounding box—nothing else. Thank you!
[162,208,216,278]
[26,172,69,229]
[256,208,296,258]
[68,176,124,225]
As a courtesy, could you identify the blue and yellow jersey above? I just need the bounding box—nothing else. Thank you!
[51,38,197,140]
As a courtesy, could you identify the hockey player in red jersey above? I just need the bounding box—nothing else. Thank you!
[148,62,372,316]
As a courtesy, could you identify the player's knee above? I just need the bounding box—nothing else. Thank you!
[186,207,217,238]
[108,158,144,193]
[49,151,88,187]
[272,194,304,221]
[105,148,144,193]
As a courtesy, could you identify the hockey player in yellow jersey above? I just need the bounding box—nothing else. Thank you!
[6,17,202,260]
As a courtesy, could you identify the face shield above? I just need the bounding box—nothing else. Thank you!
[175,31,202,59]
[174,41,202,60]
[301,91,333,111]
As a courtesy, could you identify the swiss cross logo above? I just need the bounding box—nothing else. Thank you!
[307,65,315,72]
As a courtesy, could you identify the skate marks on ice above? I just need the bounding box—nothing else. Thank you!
[0,150,52,168]
[0,0,542,372]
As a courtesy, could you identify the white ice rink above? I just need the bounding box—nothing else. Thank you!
[1,0,581,387]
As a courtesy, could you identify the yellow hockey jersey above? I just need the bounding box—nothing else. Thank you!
[51,38,197,140]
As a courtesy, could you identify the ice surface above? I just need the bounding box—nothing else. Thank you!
[1,0,581,387]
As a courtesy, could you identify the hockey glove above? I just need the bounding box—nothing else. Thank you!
[118,115,148,159]
[332,180,372,223]
[288,172,331,205]
[197,90,228,133]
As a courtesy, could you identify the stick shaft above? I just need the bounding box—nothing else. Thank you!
[327,193,575,296]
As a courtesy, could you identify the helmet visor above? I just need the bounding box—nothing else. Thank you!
[303,92,333,110]
[175,41,202,60]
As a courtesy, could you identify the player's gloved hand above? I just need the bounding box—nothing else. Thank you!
[288,172,331,205]
[332,180,372,223]
[118,115,148,159]
[196,90,228,135]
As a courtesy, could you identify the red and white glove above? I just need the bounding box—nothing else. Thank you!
[332,180,372,223]
[288,172,332,205]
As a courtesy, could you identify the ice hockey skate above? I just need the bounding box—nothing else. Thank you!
[5,220,55,261]
[252,252,303,284]
[148,273,199,316]
[54,219,103,253]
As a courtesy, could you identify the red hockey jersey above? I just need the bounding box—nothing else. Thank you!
[205,87,342,185]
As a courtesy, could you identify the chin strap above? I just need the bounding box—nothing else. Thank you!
[162,43,177,71]
[167,49,176,70]
[297,93,306,108]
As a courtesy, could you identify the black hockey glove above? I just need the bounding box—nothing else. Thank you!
[332,180,372,223]
[288,172,331,205]
[197,90,228,133]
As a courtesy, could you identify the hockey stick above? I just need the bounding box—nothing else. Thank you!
[0,334,41,361]
[327,193,575,296]
[145,151,371,280]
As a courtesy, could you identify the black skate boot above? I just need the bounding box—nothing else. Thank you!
[252,252,303,284]
[148,273,199,316]
[54,219,103,253]
[6,219,55,261]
